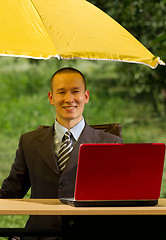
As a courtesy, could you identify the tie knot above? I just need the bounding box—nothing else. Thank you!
[63,131,71,141]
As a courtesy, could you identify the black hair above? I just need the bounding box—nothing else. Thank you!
[50,67,86,91]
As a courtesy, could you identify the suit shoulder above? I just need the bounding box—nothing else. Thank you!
[87,125,123,143]
[21,125,53,142]
[22,127,46,137]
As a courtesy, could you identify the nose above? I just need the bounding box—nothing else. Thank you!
[64,91,74,103]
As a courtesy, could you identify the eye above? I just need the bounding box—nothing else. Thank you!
[57,91,65,94]
[73,90,80,93]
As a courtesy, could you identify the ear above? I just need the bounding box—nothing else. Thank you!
[85,90,90,104]
[48,91,54,105]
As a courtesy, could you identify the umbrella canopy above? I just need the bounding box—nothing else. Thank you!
[0,0,165,69]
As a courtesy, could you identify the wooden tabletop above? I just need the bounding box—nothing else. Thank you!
[0,198,166,215]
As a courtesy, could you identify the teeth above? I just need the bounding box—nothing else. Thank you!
[64,106,75,109]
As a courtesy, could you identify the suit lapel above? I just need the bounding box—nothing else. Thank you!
[36,123,94,176]
[37,125,60,176]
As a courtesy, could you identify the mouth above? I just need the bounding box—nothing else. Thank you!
[63,106,77,111]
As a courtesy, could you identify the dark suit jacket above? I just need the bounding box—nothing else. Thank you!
[0,122,122,235]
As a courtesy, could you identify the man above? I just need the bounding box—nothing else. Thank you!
[0,67,123,239]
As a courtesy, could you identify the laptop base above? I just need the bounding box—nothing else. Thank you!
[60,198,158,207]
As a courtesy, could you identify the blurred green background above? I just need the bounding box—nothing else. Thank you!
[0,0,166,235]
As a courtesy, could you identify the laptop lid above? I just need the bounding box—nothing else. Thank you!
[74,143,165,201]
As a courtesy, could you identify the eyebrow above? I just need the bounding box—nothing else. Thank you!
[72,87,81,90]
[56,87,81,92]
[56,88,65,92]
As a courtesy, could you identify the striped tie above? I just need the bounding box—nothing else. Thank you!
[57,131,73,172]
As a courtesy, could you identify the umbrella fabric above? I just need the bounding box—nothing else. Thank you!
[0,0,165,68]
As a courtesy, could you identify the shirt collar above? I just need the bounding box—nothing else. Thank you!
[54,121,67,142]
[54,118,85,142]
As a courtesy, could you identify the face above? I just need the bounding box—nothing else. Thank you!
[48,71,89,129]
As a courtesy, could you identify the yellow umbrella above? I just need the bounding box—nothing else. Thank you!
[0,0,165,69]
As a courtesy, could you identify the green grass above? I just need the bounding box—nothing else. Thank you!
[0,57,166,229]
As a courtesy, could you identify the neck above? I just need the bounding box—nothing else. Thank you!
[56,117,83,130]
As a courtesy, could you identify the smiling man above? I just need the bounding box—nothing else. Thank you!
[0,67,122,240]
[48,68,89,130]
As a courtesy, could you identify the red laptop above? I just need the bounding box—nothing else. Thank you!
[60,143,165,207]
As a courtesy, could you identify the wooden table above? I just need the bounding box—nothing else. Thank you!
[0,198,166,215]
[0,198,166,239]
